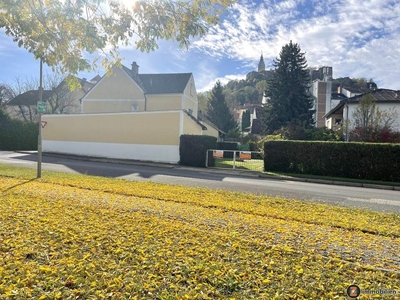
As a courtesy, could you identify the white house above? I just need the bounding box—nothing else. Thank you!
[324,89,400,133]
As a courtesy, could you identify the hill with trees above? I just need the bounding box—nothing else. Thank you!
[198,72,378,116]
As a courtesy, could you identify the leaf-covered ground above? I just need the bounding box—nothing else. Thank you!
[0,164,399,299]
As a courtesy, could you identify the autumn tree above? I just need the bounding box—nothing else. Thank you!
[0,84,14,108]
[197,92,209,114]
[207,81,237,133]
[349,94,400,142]
[5,74,83,122]
[0,0,234,79]
[262,41,314,133]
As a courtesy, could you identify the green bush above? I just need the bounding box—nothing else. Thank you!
[179,135,217,167]
[217,142,238,158]
[280,124,342,141]
[0,109,38,150]
[264,140,400,182]
[216,142,238,151]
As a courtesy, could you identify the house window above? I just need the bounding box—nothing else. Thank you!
[190,83,193,96]
[335,118,342,125]
[132,104,139,111]
[188,108,193,115]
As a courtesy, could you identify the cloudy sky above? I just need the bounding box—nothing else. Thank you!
[1,0,399,93]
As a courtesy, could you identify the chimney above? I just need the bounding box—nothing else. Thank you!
[131,62,139,75]
[338,86,342,94]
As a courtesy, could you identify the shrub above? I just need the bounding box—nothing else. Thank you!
[280,123,342,141]
[349,126,400,143]
[0,109,38,150]
[264,140,400,182]
[217,142,238,158]
[179,135,217,167]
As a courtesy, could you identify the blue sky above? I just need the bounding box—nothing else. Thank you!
[1,0,400,92]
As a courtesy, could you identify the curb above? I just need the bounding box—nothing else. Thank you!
[14,151,400,191]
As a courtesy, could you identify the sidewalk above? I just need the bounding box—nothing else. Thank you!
[18,151,400,191]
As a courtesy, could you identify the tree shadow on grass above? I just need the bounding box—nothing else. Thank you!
[5,152,248,181]
[1,178,37,193]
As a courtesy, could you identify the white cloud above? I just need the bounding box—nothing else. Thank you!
[192,0,400,89]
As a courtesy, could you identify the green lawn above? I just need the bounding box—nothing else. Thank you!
[214,158,264,171]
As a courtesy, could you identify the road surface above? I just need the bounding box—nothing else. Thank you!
[0,151,399,214]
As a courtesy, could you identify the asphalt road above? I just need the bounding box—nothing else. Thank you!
[0,151,399,214]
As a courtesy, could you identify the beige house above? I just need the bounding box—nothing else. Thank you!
[42,62,219,163]
[81,62,198,117]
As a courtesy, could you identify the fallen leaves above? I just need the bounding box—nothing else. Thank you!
[0,167,399,299]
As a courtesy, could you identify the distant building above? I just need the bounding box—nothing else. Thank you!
[310,66,333,81]
[337,85,375,98]
[309,66,333,127]
[324,89,400,135]
[233,103,264,135]
[258,54,265,72]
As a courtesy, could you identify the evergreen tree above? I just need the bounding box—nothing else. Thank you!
[207,81,238,133]
[242,110,251,131]
[262,41,314,133]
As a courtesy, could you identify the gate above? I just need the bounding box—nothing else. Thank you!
[206,149,264,172]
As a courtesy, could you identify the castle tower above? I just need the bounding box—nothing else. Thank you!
[258,53,265,72]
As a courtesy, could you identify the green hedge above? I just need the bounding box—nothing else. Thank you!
[179,135,217,167]
[0,109,38,151]
[217,142,238,158]
[264,140,400,182]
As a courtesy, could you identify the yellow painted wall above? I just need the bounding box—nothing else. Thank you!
[182,75,198,118]
[183,96,198,118]
[200,122,219,138]
[182,114,203,135]
[83,101,145,114]
[146,95,182,111]
[84,66,144,101]
[42,112,180,145]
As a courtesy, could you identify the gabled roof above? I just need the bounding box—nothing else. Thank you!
[121,64,191,94]
[90,75,102,83]
[342,86,374,94]
[347,89,400,103]
[139,73,192,94]
[55,76,95,94]
[8,90,53,106]
[331,93,348,100]
[324,89,400,119]
[184,110,207,130]
[198,111,226,134]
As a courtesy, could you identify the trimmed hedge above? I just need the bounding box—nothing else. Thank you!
[179,135,217,167]
[217,142,238,158]
[0,109,38,151]
[264,140,400,182]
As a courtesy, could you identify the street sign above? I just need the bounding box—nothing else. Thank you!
[37,101,46,113]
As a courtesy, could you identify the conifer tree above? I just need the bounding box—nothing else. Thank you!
[207,81,238,133]
[262,41,314,133]
[242,110,251,131]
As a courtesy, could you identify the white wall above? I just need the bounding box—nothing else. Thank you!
[43,141,180,163]
[347,103,400,131]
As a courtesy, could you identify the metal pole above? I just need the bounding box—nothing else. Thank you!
[37,57,43,178]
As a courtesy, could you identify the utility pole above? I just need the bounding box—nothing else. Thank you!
[37,57,43,178]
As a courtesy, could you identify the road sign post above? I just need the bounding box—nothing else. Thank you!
[37,57,43,178]
[37,101,46,113]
